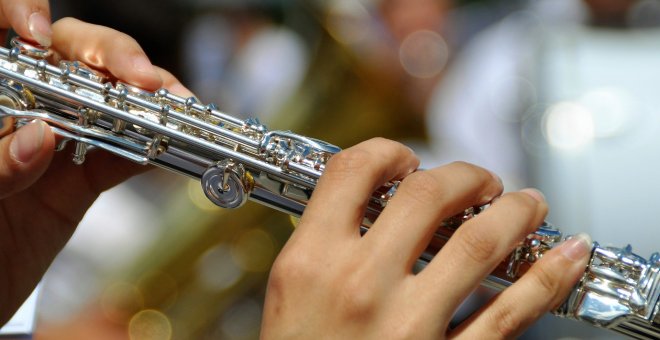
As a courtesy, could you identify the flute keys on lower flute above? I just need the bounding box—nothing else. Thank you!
[73,141,88,165]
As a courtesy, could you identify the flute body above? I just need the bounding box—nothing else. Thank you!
[0,39,657,339]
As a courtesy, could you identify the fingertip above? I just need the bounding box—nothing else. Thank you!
[0,120,53,198]
[154,66,195,97]
[559,233,593,262]
[520,188,546,203]
[27,12,52,47]
[9,120,49,164]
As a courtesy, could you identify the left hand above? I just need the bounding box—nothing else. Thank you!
[0,17,193,324]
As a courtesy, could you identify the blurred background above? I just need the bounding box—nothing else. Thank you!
[3,0,660,338]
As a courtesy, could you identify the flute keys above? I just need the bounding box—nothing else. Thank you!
[73,141,88,165]
[201,160,253,209]
[10,37,52,60]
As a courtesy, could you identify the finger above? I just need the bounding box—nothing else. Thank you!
[299,138,419,239]
[154,66,195,97]
[0,0,51,46]
[0,120,55,198]
[449,233,592,339]
[364,161,502,270]
[0,117,14,137]
[418,189,548,319]
[51,17,162,90]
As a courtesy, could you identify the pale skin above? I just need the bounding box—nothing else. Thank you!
[0,0,52,47]
[0,4,592,338]
[261,139,592,339]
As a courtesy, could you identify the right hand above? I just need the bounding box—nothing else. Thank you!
[262,138,592,339]
[0,17,193,324]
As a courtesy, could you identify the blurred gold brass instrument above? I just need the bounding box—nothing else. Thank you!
[0,38,657,339]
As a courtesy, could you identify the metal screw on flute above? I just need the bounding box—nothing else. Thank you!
[201,159,253,208]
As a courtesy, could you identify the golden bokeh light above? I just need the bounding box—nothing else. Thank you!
[231,229,276,272]
[128,309,172,340]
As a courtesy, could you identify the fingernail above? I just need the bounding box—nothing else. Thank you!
[559,233,592,261]
[10,120,46,163]
[169,83,193,97]
[521,188,546,203]
[28,12,52,47]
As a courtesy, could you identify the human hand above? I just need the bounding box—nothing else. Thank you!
[0,0,52,46]
[0,17,192,324]
[262,138,592,339]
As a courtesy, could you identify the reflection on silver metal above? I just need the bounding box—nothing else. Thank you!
[201,160,252,209]
[375,181,400,208]
[10,38,52,59]
[0,37,657,339]
[60,60,106,83]
[507,223,562,278]
[555,245,660,339]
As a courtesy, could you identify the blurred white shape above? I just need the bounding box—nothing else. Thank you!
[197,244,243,292]
[578,87,636,138]
[183,15,308,123]
[233,26,308,121]
[182,14,234,108]
[0,286,39,335]
[69,184,162,272]
[543,101,594,150]
[37,181,165,323]
[399,30,449,79]
[325,0,372,45]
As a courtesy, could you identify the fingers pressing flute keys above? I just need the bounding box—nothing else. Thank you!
[50,17,191,95]
[0,16,195,324]
[262,137,591,339]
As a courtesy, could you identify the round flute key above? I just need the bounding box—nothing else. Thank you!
[201,160,253,209]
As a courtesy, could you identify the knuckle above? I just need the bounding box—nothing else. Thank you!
[529,263,561,300]
[500,192,544,226]
[110,32,141,54]
[336,274,378,320]
[400,171,444,203]
[269,249,316,287]
[367,136,393,146]
[326,148,373,176]
[490,305,521,338]
[454,227,499,264]
[445,161,500,197]
[54,16,79,26]
[506,192,539,210]
[446,161,492,183]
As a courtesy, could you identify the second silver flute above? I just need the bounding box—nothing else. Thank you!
[0,39,657,339]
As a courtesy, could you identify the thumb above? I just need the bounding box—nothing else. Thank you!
[0,119,55,198]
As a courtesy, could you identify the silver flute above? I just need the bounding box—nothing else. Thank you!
[0,38,657,339]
